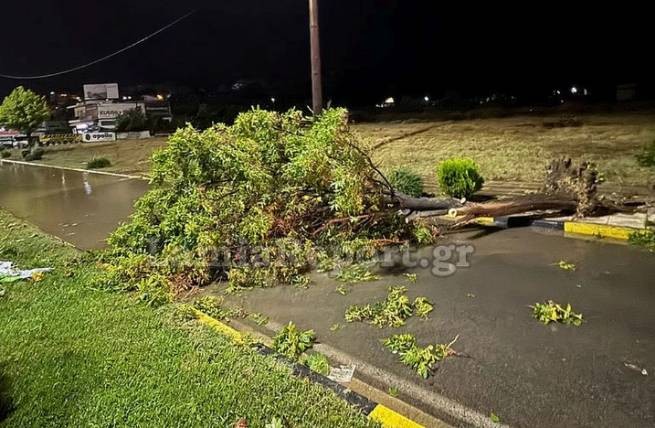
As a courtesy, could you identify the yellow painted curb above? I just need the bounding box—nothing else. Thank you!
[564,222,634,241]
[368,404,424,428]
[192,308,244,344]
[475,216,495,226]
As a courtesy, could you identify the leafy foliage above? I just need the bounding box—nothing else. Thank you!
[303,352,330,376]
[557,260,576,271]
[272,322,316,360]
[383,334,416,354]
[335,262,379,283]
[0,86,50,140]
[413,297,434,319]
[345,286,433,328]
[115,108,148,132]
[388,167,423,197]
[629,228,655,251]
[383,334,458,378]
[635,141,655,167]
[101,108,423,296]
[1,150,10,159]
[87,157,111,169]
[436,158,484,199]
[531,300,583,326]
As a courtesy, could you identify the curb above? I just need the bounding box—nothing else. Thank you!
[0,158,148,180]
[191,308,430,428]
[475,214,643,242]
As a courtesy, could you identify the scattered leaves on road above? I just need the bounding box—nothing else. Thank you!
[531,300,583,326]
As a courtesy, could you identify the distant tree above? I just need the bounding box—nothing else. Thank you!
[0,86,50,146]
[115,108,147,132]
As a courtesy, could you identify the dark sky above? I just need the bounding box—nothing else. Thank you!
[0,1,652,103]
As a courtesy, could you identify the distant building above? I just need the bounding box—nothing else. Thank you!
[68,100,146,131]
[67,83,170,132]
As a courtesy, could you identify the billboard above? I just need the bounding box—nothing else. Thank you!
[97,103,144,120]
[83,83,119,100]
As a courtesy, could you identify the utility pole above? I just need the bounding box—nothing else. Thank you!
[309,0,323,115]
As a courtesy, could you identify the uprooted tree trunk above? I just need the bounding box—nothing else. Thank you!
[383,158,630,226]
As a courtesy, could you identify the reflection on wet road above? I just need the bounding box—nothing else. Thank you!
[0,162,148,249]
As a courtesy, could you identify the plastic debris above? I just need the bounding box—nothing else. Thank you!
[624,362,648,376]
[0,261,52,282]
[327,364,355,383]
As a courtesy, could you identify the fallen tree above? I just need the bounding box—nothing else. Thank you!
[97,108,639,302]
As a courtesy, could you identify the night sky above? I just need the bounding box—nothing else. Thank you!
[0,1,652,104]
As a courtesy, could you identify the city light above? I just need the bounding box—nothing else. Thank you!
[570,86,578,94]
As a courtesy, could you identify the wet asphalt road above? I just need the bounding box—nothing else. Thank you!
[215,228,655,427]
[0,162,147,249]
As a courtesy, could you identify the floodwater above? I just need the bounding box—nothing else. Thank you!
[0,162,148,249]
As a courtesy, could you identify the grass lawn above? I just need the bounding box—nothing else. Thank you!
[5,112,654,190]
[355,112,655,189]
[0,210,373,428]
[5,137,168,177]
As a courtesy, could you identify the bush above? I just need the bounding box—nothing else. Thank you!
[23,147,44,161]
[1,150,10,159]
[636,141,655,167]
[435,158,484,199]
[87,157,111,169]
[388,167,423,197]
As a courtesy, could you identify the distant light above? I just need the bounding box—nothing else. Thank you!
[583,88,588,96]
[270,97,276,103]
[556,89,561,95]
[156,94,164,100]
[50,91,55,95]
[570,86,578,94]
[423,96,430,102]
[385,97,395,104]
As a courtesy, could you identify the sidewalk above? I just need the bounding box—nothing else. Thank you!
[206,228,655,427]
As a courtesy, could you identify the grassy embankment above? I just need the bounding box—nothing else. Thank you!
[5,113,654,188]
[0,210,373,427]
[359,113,655,189]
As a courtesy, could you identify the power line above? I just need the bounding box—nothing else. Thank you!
[0,10,196,80]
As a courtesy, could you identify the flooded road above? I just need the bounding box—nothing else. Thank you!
[0,162,148,249]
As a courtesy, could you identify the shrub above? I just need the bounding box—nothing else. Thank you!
[435,158,484,199]
[86,157,111,169]
[636,141,655,167]
[388,167,423,197]
[1,150,10,159]
[23,147,44,161]
[272,322,315,360]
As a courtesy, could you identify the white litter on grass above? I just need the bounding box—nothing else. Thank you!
[624,362,648,376]
[0,261,53,279]
[327,364,355,383]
